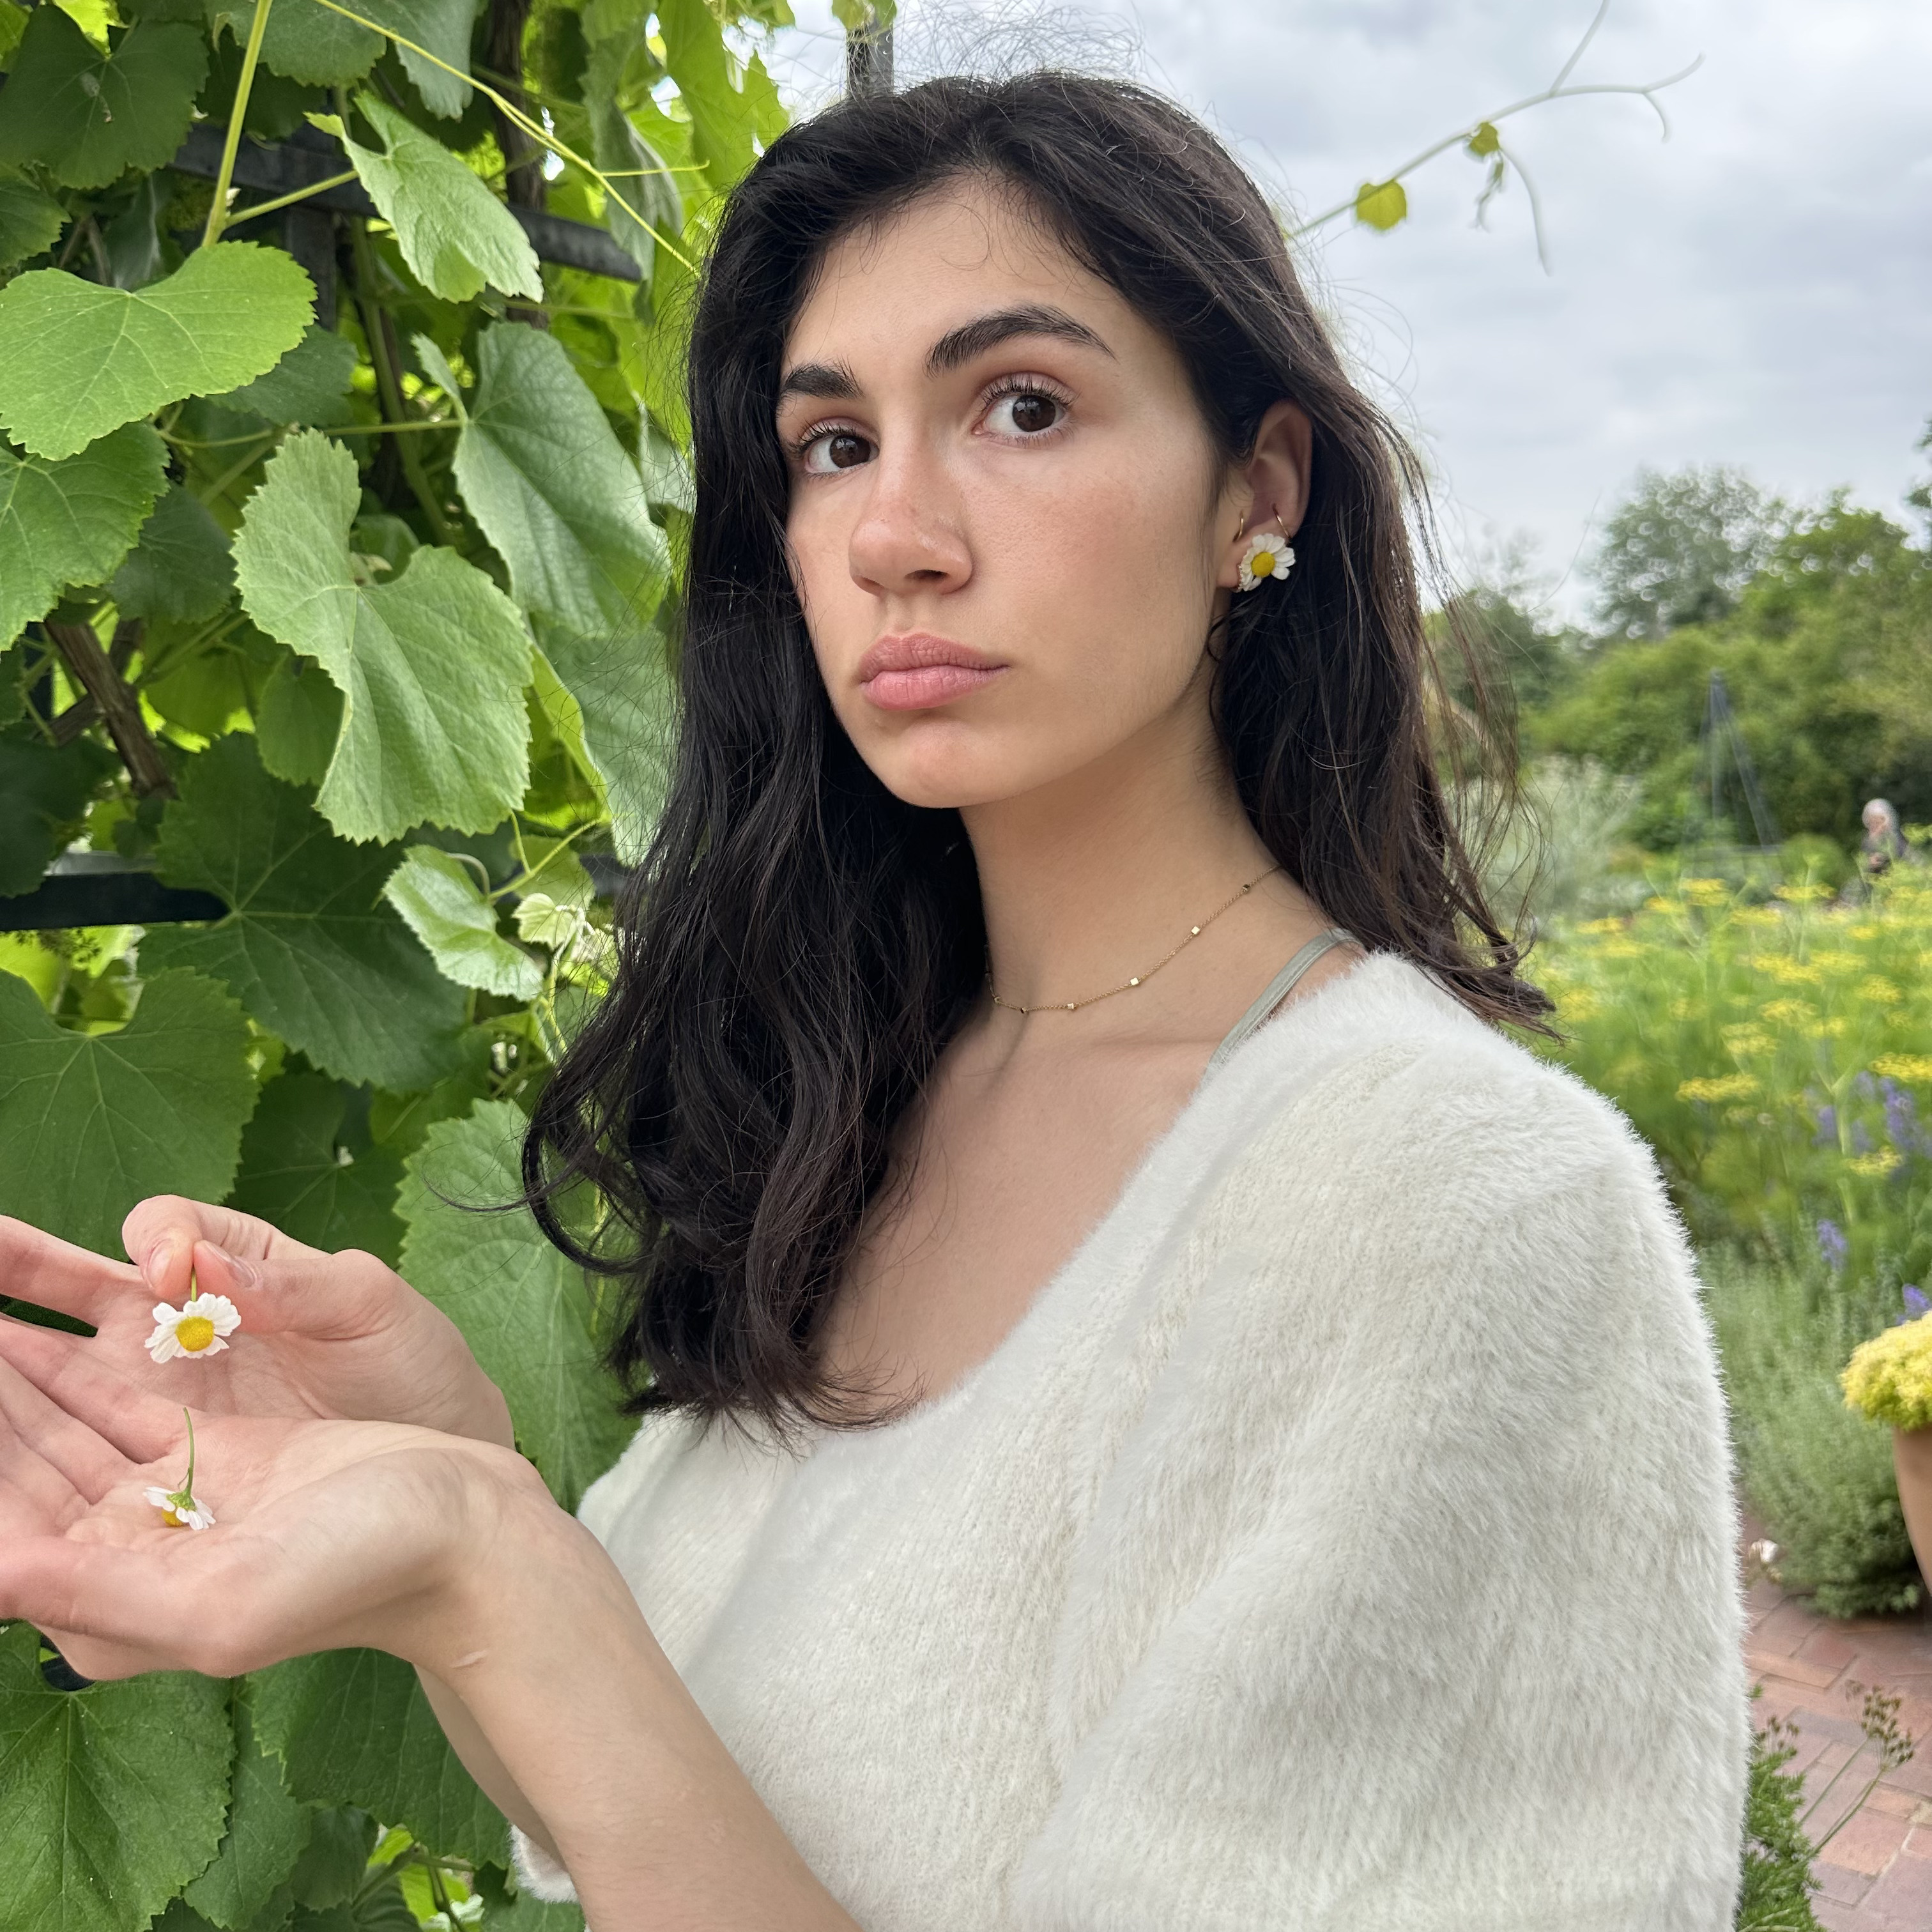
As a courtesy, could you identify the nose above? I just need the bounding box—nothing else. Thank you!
[846,436,972,602]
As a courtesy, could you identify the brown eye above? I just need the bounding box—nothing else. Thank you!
[988,390,1063,438]
[801,429,875,475]
[1008,393,1058,434]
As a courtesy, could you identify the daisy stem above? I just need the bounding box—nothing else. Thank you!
[180,1406,197,1496]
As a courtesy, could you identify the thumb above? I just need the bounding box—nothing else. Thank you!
[188,1238,407,1345]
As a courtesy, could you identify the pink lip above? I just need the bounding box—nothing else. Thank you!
[856,632,1009,712]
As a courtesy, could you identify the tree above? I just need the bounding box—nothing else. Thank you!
[1588,464,1785,640]
[1528,497,1932,846]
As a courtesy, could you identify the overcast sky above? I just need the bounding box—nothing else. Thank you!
[760,0,1931,622]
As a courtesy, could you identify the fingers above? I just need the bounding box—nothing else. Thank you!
[0,1356,139,1505]
[0,1315,183,1464]
[0,1215,141,1326]
[121,1197,325,1306]
[187,1237,404,1343]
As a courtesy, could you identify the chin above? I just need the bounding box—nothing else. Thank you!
[855,721,1057,813]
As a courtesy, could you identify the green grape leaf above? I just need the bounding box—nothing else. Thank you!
[430,324,671,857]
[289,1804,377,1910]
[222,0,384,91]
[142,735,469,1091]
[381,845,543,998]
[398,1101,634,1510]
[0,0,25,63]
[233,430,532,843]
[0,10,207,190]
[330,93,541,302]
[0,243,314,460]
[1353,178,1408,231]
[1466,119,1501,158]
[256,652,346,787]
[590,95,679,280]
[250,1649,508,1868]
[229,1071,406,1263]
[0,421,167,646]
[182,1690,312,1931]
[209,323,358,427]
[368,0,485,118]
[535,615,673,864]
[0,967,256,1255]
[0,166,65,272]
[0,1625,234,1932]
[106,481,236,622]
[657,0,757,190]
[0,724,119,896]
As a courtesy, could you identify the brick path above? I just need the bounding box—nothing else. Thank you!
[1742,1500,1932,1929]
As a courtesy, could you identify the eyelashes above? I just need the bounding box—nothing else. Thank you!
[786,371,1076,472]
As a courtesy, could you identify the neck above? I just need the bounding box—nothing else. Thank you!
[962,694,1283,1013]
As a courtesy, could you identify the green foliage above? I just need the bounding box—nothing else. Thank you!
[398,1101,634,1512]
[0,421,168,645]
[1735,1687,1827,1929]
[1353,178,1407,230]
[144,735,470,1087]
[252,1648,507,1866]
[0,9,208,189]
[0,1621,234,1931]
[1535,873,1932,1618]
[332,94,542,303]
[1527,500,1932,843]
[234,429,533,841]
[0,243,313,458]
[0,0,777,1909]
[0,966,257,1255]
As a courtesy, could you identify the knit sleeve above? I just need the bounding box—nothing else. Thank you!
[1004,1045,1752,1932]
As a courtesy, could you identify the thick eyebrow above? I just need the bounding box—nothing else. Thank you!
[925,303,1112,375]
[776,359,861,403]
[775,304,1112,408]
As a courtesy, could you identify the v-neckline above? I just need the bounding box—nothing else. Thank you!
[815,944,1382,1443]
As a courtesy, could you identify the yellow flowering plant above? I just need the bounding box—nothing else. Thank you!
[1841,1314,1932,1434]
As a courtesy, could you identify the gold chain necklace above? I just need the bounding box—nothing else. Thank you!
[985,866,1282,1016]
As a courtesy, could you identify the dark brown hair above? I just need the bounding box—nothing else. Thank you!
[523,70,1549,1447]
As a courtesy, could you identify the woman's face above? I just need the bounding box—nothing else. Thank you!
[775,176,1305,812]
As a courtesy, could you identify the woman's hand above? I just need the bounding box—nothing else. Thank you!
[0,1351,539,1685]
[0,1200,514,1450]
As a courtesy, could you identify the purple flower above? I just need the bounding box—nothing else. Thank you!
[1854,1071,1878,1101]
[1813,1105,1838,1147]
[1817,1219,1850,1271]
[1901,1285,1929,1324]
[1883,1081,1929,1158]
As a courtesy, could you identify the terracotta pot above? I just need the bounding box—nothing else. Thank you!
[1893,1425,1932,1588]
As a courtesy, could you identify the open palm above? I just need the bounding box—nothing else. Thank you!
[0,1200,513,1451]
[0,1351,535,1685]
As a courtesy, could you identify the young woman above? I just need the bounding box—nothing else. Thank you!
[0,72,1748,1932]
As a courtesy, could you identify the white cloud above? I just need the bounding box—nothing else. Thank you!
[763,0,1931,613]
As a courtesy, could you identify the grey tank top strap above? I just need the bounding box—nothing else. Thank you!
[1200,926,1359,1081]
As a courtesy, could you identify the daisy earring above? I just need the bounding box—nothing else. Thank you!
[1236,525,1295,593]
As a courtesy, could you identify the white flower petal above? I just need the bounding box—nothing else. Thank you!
[143,1487,173,1510]
[181,1292,241,1335]
[146,1328,183,1363]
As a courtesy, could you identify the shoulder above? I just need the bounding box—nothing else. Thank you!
[1211,947,1666,1230]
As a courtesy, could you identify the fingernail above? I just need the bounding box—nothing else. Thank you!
[206,1245,259,1292]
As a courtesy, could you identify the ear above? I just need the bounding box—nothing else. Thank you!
[1215,399,1314,591]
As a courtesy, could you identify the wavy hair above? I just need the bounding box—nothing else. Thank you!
[523,70,1551,1445]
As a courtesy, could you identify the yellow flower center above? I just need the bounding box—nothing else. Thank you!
[1252,549,1276,576]
[176,1315,217,1352]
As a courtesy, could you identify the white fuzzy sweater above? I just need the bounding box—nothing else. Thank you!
[512,949,1751,1929]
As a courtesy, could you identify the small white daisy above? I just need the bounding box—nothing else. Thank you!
[145,1291,241,1364]
[146,1408,215,1530]
[1236,531,1295,592]
[143,1485,216,1531]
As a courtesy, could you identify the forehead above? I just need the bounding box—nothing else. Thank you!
[783,176,1142,369]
